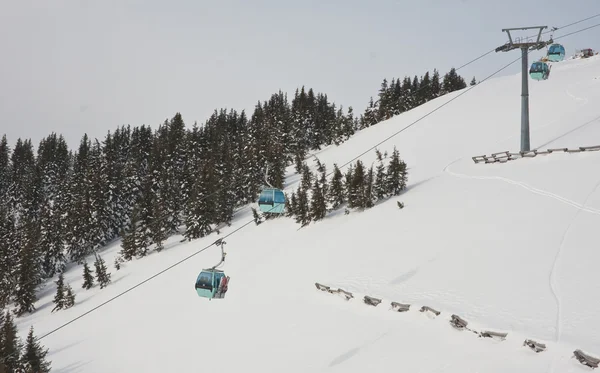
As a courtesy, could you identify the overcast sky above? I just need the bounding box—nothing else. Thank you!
[1,0,598,149]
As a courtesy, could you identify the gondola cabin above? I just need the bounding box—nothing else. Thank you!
[547,44,565,62]
[529,61,550,81]
[195,269,228,299]
[258,187,286,214]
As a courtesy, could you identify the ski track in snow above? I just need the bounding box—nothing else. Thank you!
[443,166,600,216]
[547,176,600,373]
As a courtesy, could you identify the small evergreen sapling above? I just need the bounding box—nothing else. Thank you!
[64,284,75,308]
[52,272,66,312]
[82,261,94,289]
[94,255,111,289]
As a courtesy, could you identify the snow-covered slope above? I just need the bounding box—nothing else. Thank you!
[15,54,600,373]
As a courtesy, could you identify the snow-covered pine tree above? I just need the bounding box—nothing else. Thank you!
[52,271,66,312]
[65,134,93,264]
[183,162,213,240]
[163,113,188,233]
[430,69,442,99]
[309,179,327,221]
[300,163,313,191]
[386,146,408,195]
[365,166,375,208]
[81,261,94,289]
[328,164,345,210]
[0,311,23,372]
[0,135,10,200]
[119,206,139,261]
[377,78,392,121]
[418,71,432,106]
[36,133,70,278]
[94,255,111,289]
[348,160,366,209]
[21,326,51,373]
[295,187,310,227]
[342,106,356,141]
[373,150,388,201]
[0,206,17,308]
[64,284,75,309]
[14,217,41,316]
[362,97,378,128]
[288,192,298,218]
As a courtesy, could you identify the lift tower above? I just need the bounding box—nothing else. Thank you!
[496,26,553,152]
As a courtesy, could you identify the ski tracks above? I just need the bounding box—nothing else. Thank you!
[547,175,600,373]
[444,166,600,216]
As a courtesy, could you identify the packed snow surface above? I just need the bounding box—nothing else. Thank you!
[14,54,600,372]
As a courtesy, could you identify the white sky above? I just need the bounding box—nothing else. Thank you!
[1,0,598,149]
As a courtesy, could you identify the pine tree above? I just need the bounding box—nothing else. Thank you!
[64,284,75,308]
[14,219,41,317]
[470,77,477,86]
[183,162,213,240]
[82,261,94,289]
[387,146,408,195]
[52,272,66,312]
[287,192,298,218]
[348,160,366,209]
[374,150,388,201]
[94,255,111,289]
[21,326,51,373]
[328,164,345,210]
[309,179,327,221]
[119,207,139,261]
[294,187,310,227]
[365,166,375,208]
[0,311,23,372]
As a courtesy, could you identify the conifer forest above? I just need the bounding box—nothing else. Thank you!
[0,67,468,372]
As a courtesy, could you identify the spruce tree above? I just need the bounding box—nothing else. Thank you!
[64,284,75,308]
[183,163,213,240]
[309,179,327,221]
[94,255,111,289]
[52,272,66,312]
[82,261,94,289]
[365,166,375,208]
[328,164,345,210]
[373,150,388,201]
[21,326,51,373]
[348,160,366,209]
[288,192,298,218]
[295,187,310,227]
[14,220,41,316]
[0,311,22,372]
[387,146,408,195]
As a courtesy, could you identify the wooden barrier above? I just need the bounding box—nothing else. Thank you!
[573,349,600,368]
[420,305,441,316]
[480,330,508,341]
[472,145,600,164]
[363,295,382,306]
[523,339,546,353]
[390,301,410,312]
[449,314,468,330]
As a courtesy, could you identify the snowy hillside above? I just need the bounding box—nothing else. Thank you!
[13,53,600,372]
